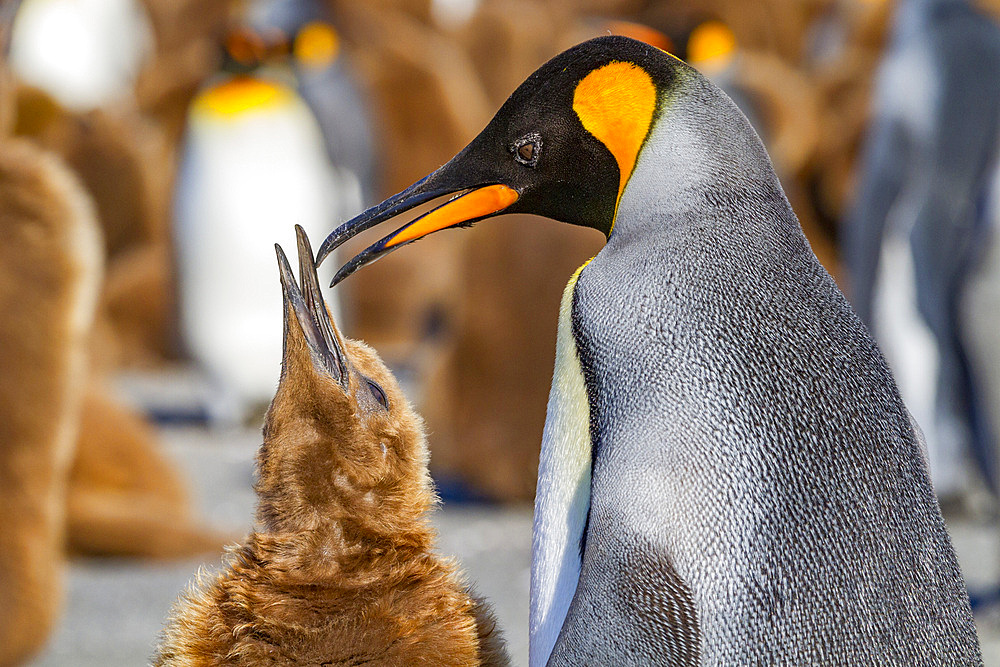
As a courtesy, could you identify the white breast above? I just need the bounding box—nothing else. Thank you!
[529,261,593,667]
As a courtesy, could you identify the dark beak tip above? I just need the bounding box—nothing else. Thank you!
[316,234,335,267]
[275,243,296,290]
[329,270,348,289]
[295,227,316,269]
[314,170,458,271]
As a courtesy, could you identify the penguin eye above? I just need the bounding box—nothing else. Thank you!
[366,380,389,410]
[512,133,542,167]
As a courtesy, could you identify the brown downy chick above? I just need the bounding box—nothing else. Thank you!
[156,227,507,666]
[66,385,226,560]
[0,139,103,666]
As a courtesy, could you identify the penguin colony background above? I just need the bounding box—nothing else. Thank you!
[1,0,1000,664]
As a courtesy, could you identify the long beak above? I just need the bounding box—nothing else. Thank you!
[315,167,519,286]
[276,225,349,387]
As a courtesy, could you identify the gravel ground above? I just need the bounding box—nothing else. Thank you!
[26,422,1000,666]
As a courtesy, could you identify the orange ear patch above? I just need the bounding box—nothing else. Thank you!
[572,62,657,203]
[294,21,341,70]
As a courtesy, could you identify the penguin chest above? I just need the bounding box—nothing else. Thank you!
[567,247,736,558]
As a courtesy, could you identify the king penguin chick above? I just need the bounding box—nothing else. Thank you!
[0,138,103,666]
[155,227,508,667]
[318,36,981,665]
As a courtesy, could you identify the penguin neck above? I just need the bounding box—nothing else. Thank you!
[610,79,785,246]
[530,260,593,667]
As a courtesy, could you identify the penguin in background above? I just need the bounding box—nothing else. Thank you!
[156,228,507,666]
[244,0,378,207]
[319,36,980,664]
[844,0,1000,500]
[174,13,368,423]
[963,151,1000,510]
[5,0,153,112]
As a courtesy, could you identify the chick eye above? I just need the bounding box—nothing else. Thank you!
[512,133,542,167]
[367,380,389,410]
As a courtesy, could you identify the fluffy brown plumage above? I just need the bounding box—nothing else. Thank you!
[0,138,103,666]
[66,385,224,559]
[13,83,178,367]
[156,228,507,666]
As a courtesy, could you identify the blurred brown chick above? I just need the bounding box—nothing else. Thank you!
[155,228,507,667]
[6,79,225,562]
[0,138,103,666]
[13,83,176,367]
[66,385,225,559]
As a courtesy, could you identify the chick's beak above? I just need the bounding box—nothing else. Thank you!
[276,226,349,387]
[315,162,519,286]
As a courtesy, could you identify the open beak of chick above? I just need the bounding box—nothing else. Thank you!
[276,225,350,387]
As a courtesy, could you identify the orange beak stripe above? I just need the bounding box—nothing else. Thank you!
[383,184,519,248]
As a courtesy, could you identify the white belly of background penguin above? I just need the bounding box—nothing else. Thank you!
[315,36,981,665]
[174,74,342,421]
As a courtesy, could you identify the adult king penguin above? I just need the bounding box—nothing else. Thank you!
[317,37,981,664]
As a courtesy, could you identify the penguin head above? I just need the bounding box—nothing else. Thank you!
[317,36,691,283]
[202,19,342,116]
[266,227,432,533]
[219,10,342,77]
